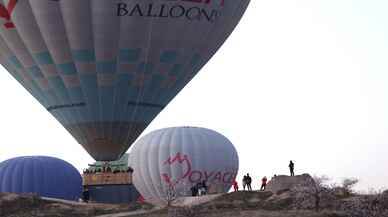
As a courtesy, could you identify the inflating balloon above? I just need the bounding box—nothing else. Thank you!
[0,0,249,161]
[0,156,82,200]
[129,126,239,205]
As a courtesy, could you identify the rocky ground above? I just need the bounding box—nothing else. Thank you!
[1,174,388,217]
[133,189,388,217]
[0,193,154,217]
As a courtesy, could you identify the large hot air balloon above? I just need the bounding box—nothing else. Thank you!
[128,126,239,205]
[0,0,250,161]
[0,156,82,200]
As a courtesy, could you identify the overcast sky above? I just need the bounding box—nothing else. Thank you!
[0,0,387,192]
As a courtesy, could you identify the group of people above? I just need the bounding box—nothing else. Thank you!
[232,174,268,191]
[242,173,252,190]
[190,180,208,196]
[83,166,134,174]
[231,160,295,192]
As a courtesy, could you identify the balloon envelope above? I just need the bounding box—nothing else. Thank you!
[0,0,250,161]
[0,156,82,200]
[128,126,239,205]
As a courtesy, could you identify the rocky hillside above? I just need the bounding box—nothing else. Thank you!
[1,174,388,217]
[137,190,388,217]
[132,174,388,217]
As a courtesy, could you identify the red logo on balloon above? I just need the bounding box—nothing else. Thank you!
[161,152,238,188]
[0,0,17,29]
[161,152,192,187]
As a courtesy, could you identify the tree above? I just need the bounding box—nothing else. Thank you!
[341,178,359,197]
[145,181,192,207]
[156,182,202,217]
[165,184,178,207]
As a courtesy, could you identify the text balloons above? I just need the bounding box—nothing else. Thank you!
[129,126,238,205]
[0,0,249,160]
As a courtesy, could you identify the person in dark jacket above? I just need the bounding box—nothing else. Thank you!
[190,185,198,196]
[289,160,295,176]
[82,187,90,203]
[201,180,208,194]
[246,173,252,191]
[242,175,247,190]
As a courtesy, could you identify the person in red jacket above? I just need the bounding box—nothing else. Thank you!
[232,179,239,192]
[260,176,267,191]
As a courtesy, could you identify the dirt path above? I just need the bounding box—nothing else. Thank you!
[92,194,222,217]
[172,194,223,207]
[93,208,162,217]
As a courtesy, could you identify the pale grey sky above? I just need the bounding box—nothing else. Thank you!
[1,0,387,191]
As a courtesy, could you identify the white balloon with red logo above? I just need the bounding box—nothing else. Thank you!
[128,126,239,205]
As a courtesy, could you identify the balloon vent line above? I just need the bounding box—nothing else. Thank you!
[47,102,86,111]
[127,101,164,109]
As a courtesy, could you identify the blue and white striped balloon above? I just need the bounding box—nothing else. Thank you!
[0,0,250,161]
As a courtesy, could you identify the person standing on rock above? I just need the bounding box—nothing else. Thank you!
[289,160,295,176]
[246,173,252,191]
[260,176,267,191]
[242,175,247,190]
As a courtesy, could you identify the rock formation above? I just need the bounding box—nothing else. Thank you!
[266,173,315,194]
